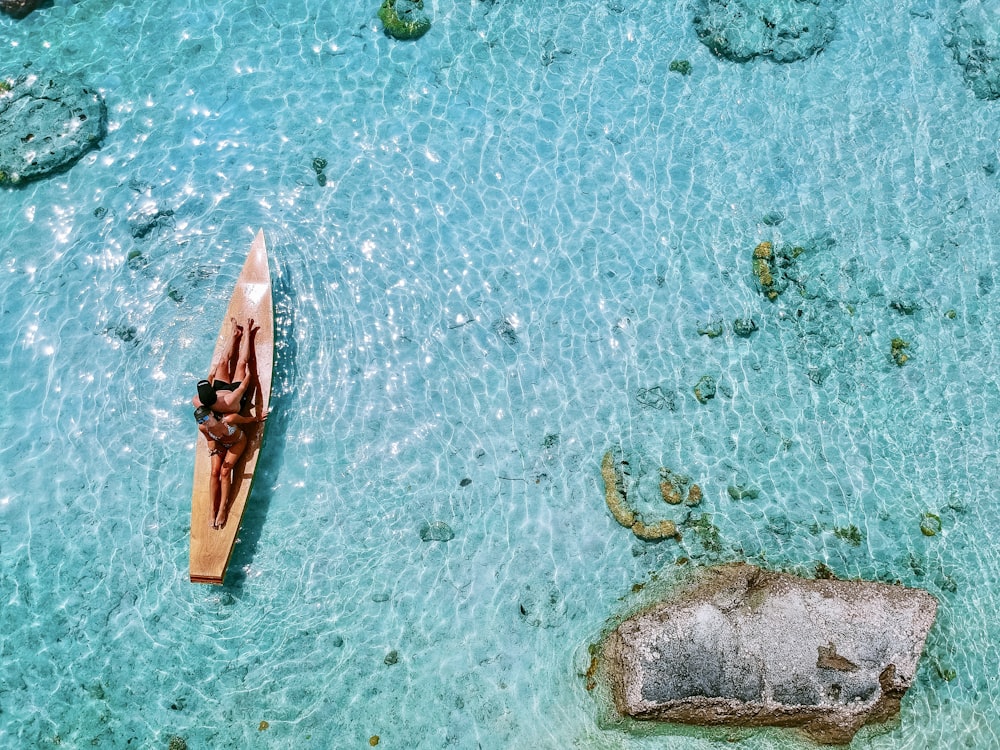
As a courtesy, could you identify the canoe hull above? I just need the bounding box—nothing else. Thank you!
[189,229,274,585]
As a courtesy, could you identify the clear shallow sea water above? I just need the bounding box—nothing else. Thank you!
[2,0,1000,747]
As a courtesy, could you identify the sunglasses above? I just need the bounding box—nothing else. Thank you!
[197,414,212,425]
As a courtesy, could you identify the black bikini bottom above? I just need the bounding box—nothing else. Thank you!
[212,380,249,412]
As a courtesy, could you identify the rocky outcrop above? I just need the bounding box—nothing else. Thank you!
[0,0,41,18]
[603,563,937,744]
[945,4,1000,100]
[0,73,107,187]
[692,0,837,63]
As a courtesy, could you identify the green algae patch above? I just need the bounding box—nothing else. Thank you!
[833,524,864,546]
[683,513,724,555]
[669,60,692,75]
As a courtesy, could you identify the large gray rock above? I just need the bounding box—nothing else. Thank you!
[603,563,937,745]
[0,73,107,187]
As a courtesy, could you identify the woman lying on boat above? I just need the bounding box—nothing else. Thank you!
[193,405,268,529]
[192,318,259,415]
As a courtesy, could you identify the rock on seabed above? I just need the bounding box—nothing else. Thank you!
[692,0,837,63]
[603,563,937,745]
[945,3,1000,100]
[0,73,107,187]
[0,0,41,18]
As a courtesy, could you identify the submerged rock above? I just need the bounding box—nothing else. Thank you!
[946,5,1000,100]
[0,73,107,187]
[419,520,455,542]
[692,375,716,404]
[692,0,837,63]
[732,317,758,338]
[0,0,41,18]
[603,563,937,745]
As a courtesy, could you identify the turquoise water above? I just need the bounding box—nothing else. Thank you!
[2,0,999,747]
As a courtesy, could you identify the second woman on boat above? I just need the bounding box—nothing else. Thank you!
[193,405,268,529]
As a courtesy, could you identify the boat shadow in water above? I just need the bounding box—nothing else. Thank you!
[222,252,299,590]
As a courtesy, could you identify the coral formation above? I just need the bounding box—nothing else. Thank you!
[632,519,679,541]
[602,450,636,528]
[686,483,702,506]
[890,337,910,367]
[601,451,684,542]
[697,319,725,338]
[749,238,818,301]
[659,474,684,505]
[919,512,942,537]
[378,0,431,40]
[659,468,701,506]
[693,375,716,403]
[669,60,692,75]
[692,0,837,63]
[752,241,778,299]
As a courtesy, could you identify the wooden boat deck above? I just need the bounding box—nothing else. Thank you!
[189,229,273,585]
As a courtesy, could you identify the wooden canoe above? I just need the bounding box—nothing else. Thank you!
[190,229,274,585]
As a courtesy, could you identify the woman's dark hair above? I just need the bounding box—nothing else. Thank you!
[197,379,217,406]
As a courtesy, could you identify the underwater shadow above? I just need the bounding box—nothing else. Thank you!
[222,249,299,591]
